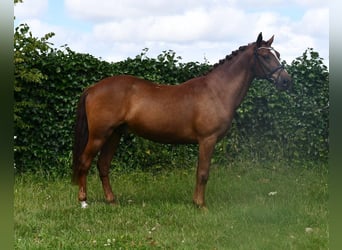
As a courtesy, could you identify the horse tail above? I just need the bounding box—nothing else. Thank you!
[72,89,89,185]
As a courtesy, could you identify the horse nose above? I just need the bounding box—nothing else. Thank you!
[276,75,292,90]
[281,77,292,90]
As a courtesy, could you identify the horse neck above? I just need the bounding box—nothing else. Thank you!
[205,49,255,109]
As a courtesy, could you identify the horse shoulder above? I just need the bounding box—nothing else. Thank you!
[184,78,234,138]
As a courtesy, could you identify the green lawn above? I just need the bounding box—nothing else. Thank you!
[14,161,328,249]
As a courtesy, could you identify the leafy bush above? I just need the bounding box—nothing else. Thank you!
[14,24,114,173]
[14,25,328,175]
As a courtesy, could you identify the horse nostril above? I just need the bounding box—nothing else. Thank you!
[276,77,292,90]
[283,78,293,90]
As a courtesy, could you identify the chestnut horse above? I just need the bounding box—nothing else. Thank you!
[72,33,292,208]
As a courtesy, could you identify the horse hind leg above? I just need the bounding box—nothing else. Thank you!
[97,131,122,204]
[77,137,105,208]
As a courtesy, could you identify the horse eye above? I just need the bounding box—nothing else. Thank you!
[263,54,271,60]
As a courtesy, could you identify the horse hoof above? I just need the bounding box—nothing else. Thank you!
[107,201,117,206]
[193,200,208,211]
[200,206,209,213]
[195,203,208,212]
[80,201,88,208]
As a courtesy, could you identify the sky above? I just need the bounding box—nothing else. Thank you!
[14,0,329,67]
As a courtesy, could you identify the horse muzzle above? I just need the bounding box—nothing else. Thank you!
[272,68,293,91]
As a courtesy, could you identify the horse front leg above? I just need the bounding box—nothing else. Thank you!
[193,137,217,208]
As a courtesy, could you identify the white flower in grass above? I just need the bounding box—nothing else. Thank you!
[104,239,111,246]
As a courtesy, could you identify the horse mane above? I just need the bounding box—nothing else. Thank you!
[205,43,251,75]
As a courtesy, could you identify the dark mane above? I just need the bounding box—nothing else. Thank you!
[206,44,250,74]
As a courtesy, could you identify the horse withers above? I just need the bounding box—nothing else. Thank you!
[72,33,292,208]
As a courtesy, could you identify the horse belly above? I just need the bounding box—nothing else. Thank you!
[126,108,197,144]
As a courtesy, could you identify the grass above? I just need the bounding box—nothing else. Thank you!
[14,161,328,249]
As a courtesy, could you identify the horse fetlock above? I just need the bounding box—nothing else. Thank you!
[78,187,87,201]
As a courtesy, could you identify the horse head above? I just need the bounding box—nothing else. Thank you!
[253,32,292,90]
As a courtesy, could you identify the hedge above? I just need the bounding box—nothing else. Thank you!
[14,24,328,175]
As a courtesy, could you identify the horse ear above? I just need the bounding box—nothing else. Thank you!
[256,32,263,47]
[266,35,274,46]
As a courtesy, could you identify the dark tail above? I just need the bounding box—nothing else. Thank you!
[72,90,89,185]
